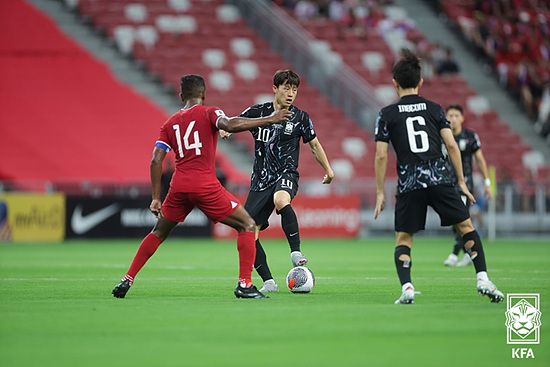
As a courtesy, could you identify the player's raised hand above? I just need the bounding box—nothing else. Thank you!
[268,108,293,123]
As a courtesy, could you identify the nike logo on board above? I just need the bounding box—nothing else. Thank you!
[71,203,120,234]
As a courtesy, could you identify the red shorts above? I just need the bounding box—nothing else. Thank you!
[162,182,241,224]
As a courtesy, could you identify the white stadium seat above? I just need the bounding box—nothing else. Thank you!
[216,5,241,23]
[342,137,367,161]
[375,84,398,105]
[202,49,226,69]
[361,51,385,74]
[230,37,255,58]
[113,25,134,55]
[135,26,158,50]
[209,71,233,92]
[167,0,190,12]
[235,60,259,81]
[125,4,148,23]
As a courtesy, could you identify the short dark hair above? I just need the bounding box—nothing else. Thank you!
[445,104,464,114]
[392,49,421,89]
[273,69,300,88]
[180,74,206,100]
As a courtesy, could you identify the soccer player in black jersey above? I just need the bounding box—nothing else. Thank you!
[373,49,503,304]
[443,104,493,267]
[238,70,334,292]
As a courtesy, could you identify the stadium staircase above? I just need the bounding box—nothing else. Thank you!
[393,0,550,185]
[283,3,550,187]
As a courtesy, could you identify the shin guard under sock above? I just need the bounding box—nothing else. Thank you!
[278,204,301,252]
[254,239,274,282]
[462,230,487,273]
[394,245,412,286]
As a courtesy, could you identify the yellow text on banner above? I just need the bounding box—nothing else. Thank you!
[0,193,65,242]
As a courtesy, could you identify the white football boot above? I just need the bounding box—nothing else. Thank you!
[291,251,308,267]
[395,285,415,304]
[477,279,504,303]
[259,279,279,293]
[457,253,473,267]
[443,253,458,266]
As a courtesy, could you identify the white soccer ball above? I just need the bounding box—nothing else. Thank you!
[286,266,315,293]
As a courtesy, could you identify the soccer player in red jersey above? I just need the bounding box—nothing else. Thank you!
[112,74,292,299]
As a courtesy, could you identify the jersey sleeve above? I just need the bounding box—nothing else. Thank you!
[207,106,226,129]
[155,123,172,152]
[472,131,481,152]
[437,106,451,130]
[374,110,390,142]
[239,105,261,135]
[239,105,259,118]
[300,113,317,143]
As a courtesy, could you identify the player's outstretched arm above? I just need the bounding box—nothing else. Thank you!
[308,137,334,184]
[217,109,293,133]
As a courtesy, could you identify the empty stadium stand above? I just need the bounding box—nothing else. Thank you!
[0,0,169,192]
[2,0,547,201]
[74,0,379,182]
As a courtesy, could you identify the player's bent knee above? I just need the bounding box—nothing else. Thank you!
[240,216,256,233]
[151,217,177,242]
[224,207,256,232]
[454,219,475,237]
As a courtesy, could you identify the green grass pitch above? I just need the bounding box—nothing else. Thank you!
[1,237,548,366]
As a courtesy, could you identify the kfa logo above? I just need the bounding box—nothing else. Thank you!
[284,121,294,135]
[512,348,534,359]
[505,293,541,344]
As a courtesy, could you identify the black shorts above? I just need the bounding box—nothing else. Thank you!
[244,174,299,230]
[394,185,470,234]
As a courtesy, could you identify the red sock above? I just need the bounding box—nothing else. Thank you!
[237,231,256,287]
[125,233,162,282]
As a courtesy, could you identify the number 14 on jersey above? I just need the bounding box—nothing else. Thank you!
[173,121,203,158]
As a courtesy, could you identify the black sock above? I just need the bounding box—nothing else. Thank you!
[394,245,412,285]
[462,230,487,273]
[278,204,301,253]
[254,239,273,282]
[452,230,463,255]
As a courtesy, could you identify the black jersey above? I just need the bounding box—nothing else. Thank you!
[240,102,316,191]
[374,94,453,195]
[448,128,481,192]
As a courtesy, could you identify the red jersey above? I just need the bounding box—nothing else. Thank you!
[155,104,225,192]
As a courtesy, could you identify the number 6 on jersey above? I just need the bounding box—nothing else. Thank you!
[405,116,429,153]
